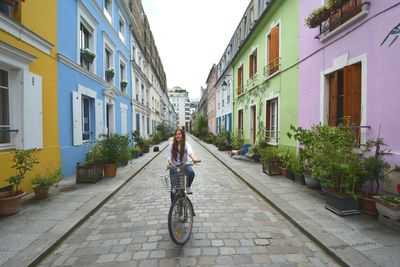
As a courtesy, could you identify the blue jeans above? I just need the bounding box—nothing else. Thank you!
[169,166,195,201]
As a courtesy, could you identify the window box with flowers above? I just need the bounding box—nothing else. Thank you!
[105,68,115,81]
[305,5,331,28]
[120,80,128,90]
[80,48,96,64]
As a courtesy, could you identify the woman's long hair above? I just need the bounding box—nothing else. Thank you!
[172,128,186,162]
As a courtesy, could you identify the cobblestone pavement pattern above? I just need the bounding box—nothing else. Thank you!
[39,136,339,266]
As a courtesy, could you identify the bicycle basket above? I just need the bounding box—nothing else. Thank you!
[170,172,186,192]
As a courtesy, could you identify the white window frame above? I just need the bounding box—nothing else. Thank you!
[81,95,92,142]
[267,98,279,145]
[119,54,127,92]
[104,0,113,24]
[265,19,282,78]
[77,2,97,74]
[0,68,12,148]
[118,12,125,43]
[103,34,115,85]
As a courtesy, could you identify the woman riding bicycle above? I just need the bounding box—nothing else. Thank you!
[168,128,200,195]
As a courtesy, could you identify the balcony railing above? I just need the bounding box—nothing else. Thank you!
[351,125,371,147]
[262,129,280,144]
[247,73,258,88]
[317,1,370,39]
[237,84,244,96]
[264,57,281,77]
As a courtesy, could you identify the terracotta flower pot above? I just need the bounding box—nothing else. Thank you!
[103,164,117,178]
[360,195,378,216]
[0,192,25,216]
[33,186,50,200]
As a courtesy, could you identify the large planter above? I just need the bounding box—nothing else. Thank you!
[287,171,295,181]
[0,192,25,216]
[33,186,50,200]
[360,196,378,216]
[76,164,103,183]
[262,160,280,176]
[294,173,305,185]
[104,164,117,178]
[324,189,360,216]
[278,167,288,177]
[142,147,150,153]
[373,196,400,220]
[252,154,261,162]
[304,174,320,189]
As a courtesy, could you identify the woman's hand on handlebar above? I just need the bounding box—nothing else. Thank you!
[193,159,201,164]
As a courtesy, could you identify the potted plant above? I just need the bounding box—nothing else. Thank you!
[260,146,280,176]
[99,133,130,178]
[305,5,331,28]
[373,195,400,221]
[131,146,141,158]
[360,135,400,215]
[278,148,294,177]
[142,139,151,153]
[76,143,104,183]
[310,124,363,216]
[105,68,115,81]
[121,80,128,90]
[291,155,305,184]
[0,149,38,216]
[80,48,96,64]
[31,167,62,200]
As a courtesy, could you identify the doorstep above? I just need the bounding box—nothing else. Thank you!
[0,142,168,267]
[191,135,400,267]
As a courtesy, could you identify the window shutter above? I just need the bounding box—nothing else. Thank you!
[23,72,43,149]
[328,72,338,126]
[249,54,253,78]
[269,26,279,74]
[254,49,257,74]
[120,104,128,135]
[95,99,104,139]
[344,63,361,126]
[72,91,83,146]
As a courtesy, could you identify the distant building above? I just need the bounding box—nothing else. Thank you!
[168,87,190,131]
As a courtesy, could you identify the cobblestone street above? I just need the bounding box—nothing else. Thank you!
[39,136,338,266]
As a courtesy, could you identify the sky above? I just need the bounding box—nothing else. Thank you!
[142,0,251,100]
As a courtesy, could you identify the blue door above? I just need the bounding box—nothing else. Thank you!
[136,113,140,133]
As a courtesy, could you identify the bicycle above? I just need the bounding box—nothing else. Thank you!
[167,161,199,246]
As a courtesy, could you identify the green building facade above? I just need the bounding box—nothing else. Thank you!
[232,0,299,148]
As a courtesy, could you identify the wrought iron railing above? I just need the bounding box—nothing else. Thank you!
[317,1,370,39]
[351,125,371,147]
[264,57,281,77]
[263,129,280,144]
[247,73,258,87]
[237,84,244,96]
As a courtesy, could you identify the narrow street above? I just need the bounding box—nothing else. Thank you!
[39,136,338,267]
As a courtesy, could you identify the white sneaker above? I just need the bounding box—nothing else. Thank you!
[186,187,193,194]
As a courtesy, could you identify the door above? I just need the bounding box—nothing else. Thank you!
[250,105,256,144]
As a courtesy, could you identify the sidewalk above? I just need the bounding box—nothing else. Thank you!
[0,142,168,267]
[192,135,400,267]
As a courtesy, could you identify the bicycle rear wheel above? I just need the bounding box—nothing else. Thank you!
[168,196,193,246]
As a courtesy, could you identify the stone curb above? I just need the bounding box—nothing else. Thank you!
[191,135,378,267]
[4,142,169,267]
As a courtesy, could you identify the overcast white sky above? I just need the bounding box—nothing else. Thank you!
[142,0,250,100]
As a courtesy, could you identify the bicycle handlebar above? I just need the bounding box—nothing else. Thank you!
[167,160,201,170]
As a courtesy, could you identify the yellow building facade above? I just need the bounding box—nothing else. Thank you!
[0,0,59,192]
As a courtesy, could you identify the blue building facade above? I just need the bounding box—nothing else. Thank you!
[58,0,133,176]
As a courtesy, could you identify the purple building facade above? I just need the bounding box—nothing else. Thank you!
[299,0,400,193]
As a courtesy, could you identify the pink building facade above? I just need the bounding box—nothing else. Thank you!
[206,65,217,134]
[299,0,400,193]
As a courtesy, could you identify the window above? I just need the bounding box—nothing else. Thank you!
[227,82,231,103]
[135,78,139,100]
[0,69,10,144]
[82,96,92,141]
[104,41,114,83]
[119,17,125,42]
[131,43,136,62]
[249,49,257,79]
[106,103,115,134]
[237,65,244,95]
[119,61,126,92]
[238,109,243,136]
[79,23,92,71]
[104,0,112,23]
[267,24,280,76]
[328,63,361,127]
[266,98,278,143]
[141,84,144,104]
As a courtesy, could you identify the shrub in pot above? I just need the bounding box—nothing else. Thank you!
[278,147,294,177]
[77,143,104,183]
[231,134,244,150]
[0,149,39,216]
[373,195,400,221]
[260,146,280,176]
[99,133,130,178]
[131,146,141,158]
[142,139,151,153]
[31,167,62,200]
[290,156,306,184]
[360,135,400,215]
[310,123,363,216]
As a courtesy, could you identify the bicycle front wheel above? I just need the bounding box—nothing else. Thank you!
[168,196,194,246]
